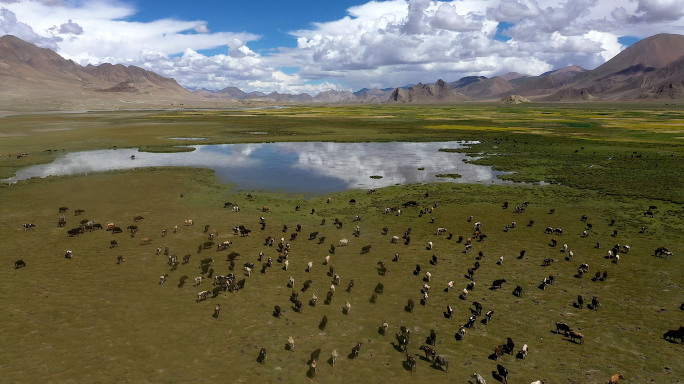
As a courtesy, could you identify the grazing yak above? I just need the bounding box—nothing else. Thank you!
[496,364,509,384]
[330,349,339,366]
[14,259,26,269]
[663,327,684,343]
[405,353,416,372]
[472,373,487,384]
[351,342,361,358]
[568,330,584,344]
[196,290,211,302]
[609,373,625,384]
[420,345,436,362]
[433,355,448,372]
[556,322,572,335]
[491,279,507,289]
[258,347,267,363]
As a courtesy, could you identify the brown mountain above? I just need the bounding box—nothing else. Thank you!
[388,79,468,103]
[544,33,684,100]
[509,65,586,98]
[458,76,515,99]
[0,34,205,111]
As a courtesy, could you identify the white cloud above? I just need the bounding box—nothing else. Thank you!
[0,0,682,94]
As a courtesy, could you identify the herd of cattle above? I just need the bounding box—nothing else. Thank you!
[14,194,680,383]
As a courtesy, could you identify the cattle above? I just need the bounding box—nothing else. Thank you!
[473,301,483,316]
[159,273,168,285]
[361,245,371,254]
[351,342,361,358]
[568,331,584,344]
[193,276,204,286]
[318,315,328,331]
[591,296,600,310]
[407,298,414,312]
[116,255,125,264]
[339,239,349,247]
[391,235,399,244]
[310,293,317,306]
[344,301,351,314]
[405,353,416,372]
[494,344,504,360]
[556,322,572,335]
[447,280,455,292]
[196,290,211,302]
[609,373,625,384]
[64,250,73,259]
[184,219,194,226]
[491,279,507,289]
[262,206,270,212]
[519,344,529,359]
[663,327,684,343]
[577,295,584,309]
[513,285,523,297]
[258,347,267,363]
[460,288,468,300]
[347,279,355,292]
[214,304,220,317]
[485,310,494,324]
[446,305,453,318]
[306,261,313,272]
[326,349,337,367]
[655,246,673,258]
[381,320,388,335]
[472,373,487,384]
[426,241,433,250]
[287,336,295,351]
[496,364,509,384]
[424,271,431,282]
[505,337,515,355]
[433,355,448,372]
[22,223,36,230]
[498,256,503,265]
[420,345,436,362]
[333,274,340,286]
[14,259,26,269]
[273,305,282,318]
[140,237,153,246]
[283,260,289,271]
[436,227,447,235]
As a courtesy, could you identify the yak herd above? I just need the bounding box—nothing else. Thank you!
[14,194,680,383]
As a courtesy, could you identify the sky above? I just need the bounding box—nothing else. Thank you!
[1,0,683,94]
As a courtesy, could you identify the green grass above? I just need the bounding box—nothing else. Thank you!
[0,104,683,383]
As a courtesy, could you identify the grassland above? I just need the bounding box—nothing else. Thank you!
[1,104,683,384]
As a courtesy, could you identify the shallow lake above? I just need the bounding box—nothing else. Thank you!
[5,141,514,194]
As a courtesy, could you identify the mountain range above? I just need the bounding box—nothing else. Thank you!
[1,33,684,111]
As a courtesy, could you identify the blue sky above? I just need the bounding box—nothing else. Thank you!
[129,0,365,54]
[2,0,683,94]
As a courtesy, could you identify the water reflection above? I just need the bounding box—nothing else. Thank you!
[5,141,513,194]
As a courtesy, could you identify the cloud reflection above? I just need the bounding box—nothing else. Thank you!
[5,141,511,194]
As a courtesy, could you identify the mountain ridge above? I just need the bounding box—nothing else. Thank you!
[2,33,684,110]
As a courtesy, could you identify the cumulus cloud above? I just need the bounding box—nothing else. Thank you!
[1,0,683,94]
[58,19,82,34]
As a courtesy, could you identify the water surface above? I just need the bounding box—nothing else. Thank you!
[5,141,512,194]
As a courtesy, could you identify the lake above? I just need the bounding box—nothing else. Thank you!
[5,141,514,194]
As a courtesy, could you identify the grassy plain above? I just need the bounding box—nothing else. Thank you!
[0,104,683,384]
